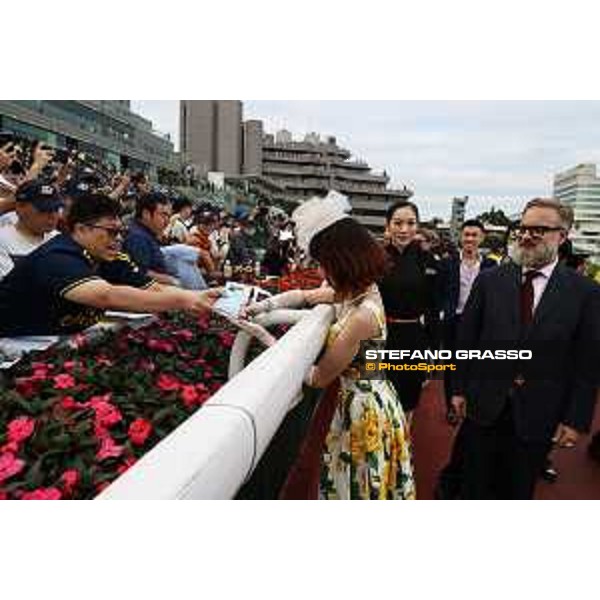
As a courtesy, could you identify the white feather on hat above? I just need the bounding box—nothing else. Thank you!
[292,190,352,254]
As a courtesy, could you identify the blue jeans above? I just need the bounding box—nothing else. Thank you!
[161,244,207,290]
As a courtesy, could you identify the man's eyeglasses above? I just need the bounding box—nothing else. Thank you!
[514,225,565,239]
[85,223,126,239]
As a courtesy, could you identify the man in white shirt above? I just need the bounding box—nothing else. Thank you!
[0,179,61,279]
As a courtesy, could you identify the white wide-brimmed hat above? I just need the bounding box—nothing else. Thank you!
[292,190,352,255]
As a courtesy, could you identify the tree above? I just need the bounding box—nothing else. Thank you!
[476,206,512,227]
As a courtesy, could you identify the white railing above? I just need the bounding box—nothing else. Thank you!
[97,305,335,500]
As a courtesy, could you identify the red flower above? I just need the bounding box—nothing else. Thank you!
[218,331,236,348]
[96,436,124,461]
[0,491,7,500]
[117,456,138,475]
[62,360,79,371]
[0,441,19,454]
[94,423,110,440]
[21,488,62,500]
[15,376,39,398]
[156,373,181,392]
[60,469,80,494]
[0,453,25,484]
[91,401,122,428]
[147,339,175,353]
[31,368,49,381]
[54,373,75,390]
[60,396,78,410]
[95,481,111,494]
[7,416,35,444]
[180,385,199,408]
[175,329,194,341]
[128,419,153,446]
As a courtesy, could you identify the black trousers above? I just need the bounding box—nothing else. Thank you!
[386,321,428,413]
[436,420,468,499]
[462,401,548,500]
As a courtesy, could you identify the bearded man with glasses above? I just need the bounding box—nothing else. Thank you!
[0,192,220,337]
[448,198,600,499]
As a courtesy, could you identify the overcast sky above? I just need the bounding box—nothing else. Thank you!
[131,100,600,219]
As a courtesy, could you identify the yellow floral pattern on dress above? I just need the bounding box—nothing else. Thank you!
[320,286,416,500]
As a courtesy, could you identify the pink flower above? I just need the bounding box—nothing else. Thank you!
[95,481,111,494]
[21,488,62,500]
[60,469,80,494]
[93,422,110,440]
[60,396,78,410]
[54,373,75,390]
[91,401,122,428]
[218,331,236,348]
[96,436,124,461]
[180,385,199,408]
[117,456,138,475]
[0,441,19,454]
[31,368,49,381]
[147,339,175,353]
[203,370,213,380]
[0,491,8,500]
[177,329,194,341]
[128,419,153,446]
[7,416,35,444]
[15,376,40,398]
[62,360,79,371]
[156,373,181,392]
[0,453,25,484]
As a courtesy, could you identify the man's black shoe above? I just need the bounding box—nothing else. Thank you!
[540,464,558,483]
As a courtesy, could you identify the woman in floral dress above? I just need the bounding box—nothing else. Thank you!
[247,192,415,500]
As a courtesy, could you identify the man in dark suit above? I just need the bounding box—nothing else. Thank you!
[440,219,498,420]
[451,198,600,499]
[434,220,497,499]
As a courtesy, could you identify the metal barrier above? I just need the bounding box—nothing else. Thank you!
[97,304,335,500]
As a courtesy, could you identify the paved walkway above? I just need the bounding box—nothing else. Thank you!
[412,381,600,500]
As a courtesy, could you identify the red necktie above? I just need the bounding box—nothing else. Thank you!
[520,270,542,326]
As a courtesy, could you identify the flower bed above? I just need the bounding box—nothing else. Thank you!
[0,313,237,500]
[0,271,324,501]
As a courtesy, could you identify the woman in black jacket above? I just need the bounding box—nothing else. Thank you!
[378,200,442,421]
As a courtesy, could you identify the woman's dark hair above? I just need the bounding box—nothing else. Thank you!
[309,218,387,297]
[385,200,420,223]
[66,194,121,231]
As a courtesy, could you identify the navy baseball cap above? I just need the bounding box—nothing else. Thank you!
[16,180,64,213]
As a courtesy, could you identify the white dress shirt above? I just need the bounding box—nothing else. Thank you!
[456,251,482,315]
[523,257,558,313]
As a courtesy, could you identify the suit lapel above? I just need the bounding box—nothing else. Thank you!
[504,262,521,337]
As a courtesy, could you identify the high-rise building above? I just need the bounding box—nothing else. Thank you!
[180,100,242,177]
[0,100,177,174]
[554,163,600,259]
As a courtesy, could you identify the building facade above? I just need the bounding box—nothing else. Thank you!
[180,100,242,177]
[0,100,177,175]
[179,101,413,233]
[554,163,600,259]
[259,131,412,233]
